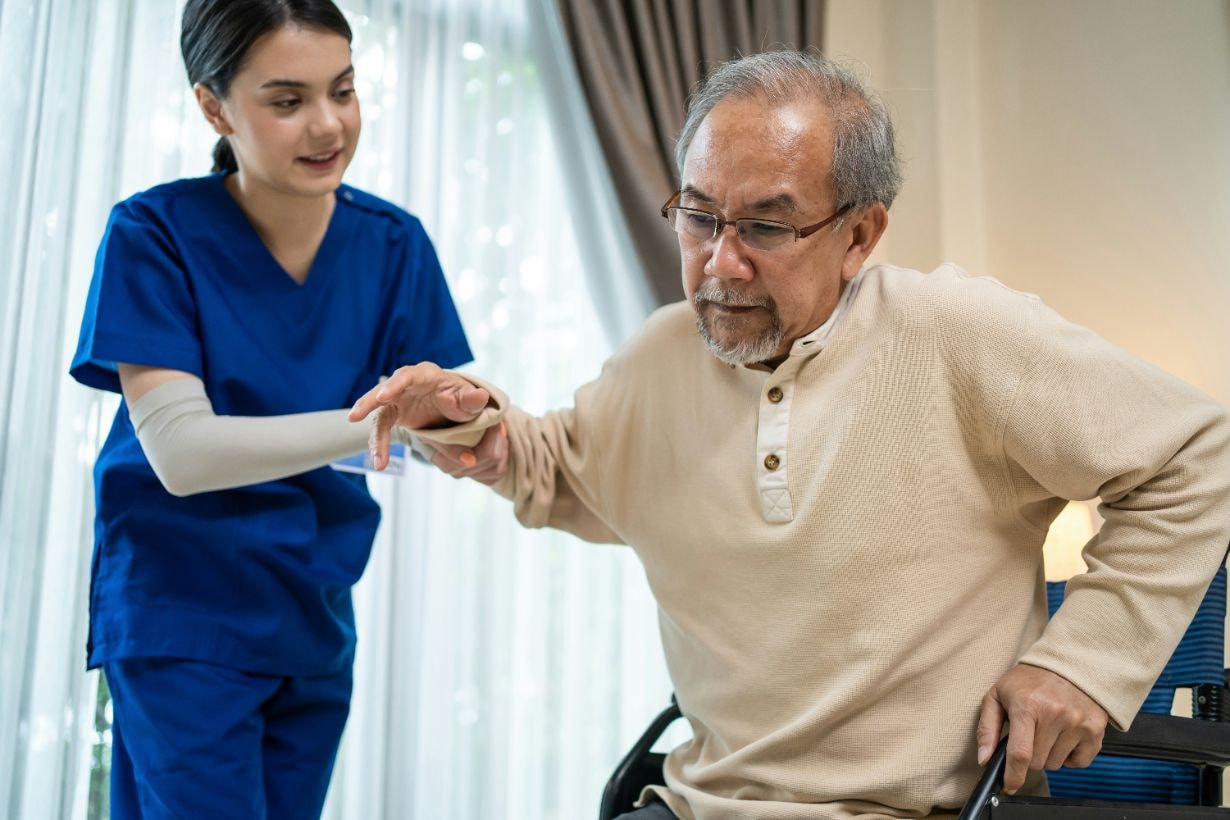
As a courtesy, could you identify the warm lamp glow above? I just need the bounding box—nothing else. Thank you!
[1043,500,1101,582]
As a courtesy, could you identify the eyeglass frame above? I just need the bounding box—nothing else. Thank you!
[659,190,853,248]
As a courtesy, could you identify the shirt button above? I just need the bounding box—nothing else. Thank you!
[767,386,783,403]
[764,454,780,471]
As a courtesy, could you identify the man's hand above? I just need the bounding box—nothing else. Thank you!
[976,663,1108,794]
[349,363,490,470]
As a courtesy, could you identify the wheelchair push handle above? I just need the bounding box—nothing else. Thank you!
[956,737,1010,820]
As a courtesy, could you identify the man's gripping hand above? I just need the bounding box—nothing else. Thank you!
[976,663,1108,794]
[349,363,491,471]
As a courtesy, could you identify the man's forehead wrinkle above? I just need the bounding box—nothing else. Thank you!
[680,183,714,204]
[749,192,799,214]
[682,97,837,216]
[683,171,804,216]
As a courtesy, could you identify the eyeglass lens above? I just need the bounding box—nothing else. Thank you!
[667,208,796,251]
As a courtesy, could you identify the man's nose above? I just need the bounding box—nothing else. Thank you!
[704,223,754,281]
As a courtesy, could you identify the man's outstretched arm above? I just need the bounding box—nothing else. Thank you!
[349,361,622,544]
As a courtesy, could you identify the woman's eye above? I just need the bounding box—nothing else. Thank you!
[273,99,300,110]
[334,87,355,100]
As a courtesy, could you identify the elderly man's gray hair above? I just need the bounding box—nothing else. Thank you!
[675,50,903,212]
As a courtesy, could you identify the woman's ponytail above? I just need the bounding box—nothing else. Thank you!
[211,137,237,173]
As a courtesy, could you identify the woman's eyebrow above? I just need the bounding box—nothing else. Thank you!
[259,65,354,90]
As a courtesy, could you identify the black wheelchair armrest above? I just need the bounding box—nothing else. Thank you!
[598,700,684,820]
[1100,712,1230,768]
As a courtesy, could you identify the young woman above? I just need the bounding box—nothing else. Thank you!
[69,1,471,816]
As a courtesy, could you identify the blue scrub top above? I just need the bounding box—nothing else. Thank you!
[70,173,472,675]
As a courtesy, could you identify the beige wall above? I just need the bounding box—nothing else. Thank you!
[827,0,1230,408]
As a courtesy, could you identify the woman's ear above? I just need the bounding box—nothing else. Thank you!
[193,83,232,136]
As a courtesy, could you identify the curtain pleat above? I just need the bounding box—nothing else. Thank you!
[0,1,121,818]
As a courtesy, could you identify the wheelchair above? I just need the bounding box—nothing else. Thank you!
[601,568,1230,819]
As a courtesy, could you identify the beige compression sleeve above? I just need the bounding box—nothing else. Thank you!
[127,376,372,496]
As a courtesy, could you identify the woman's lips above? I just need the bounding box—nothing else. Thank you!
[297,150,341,170]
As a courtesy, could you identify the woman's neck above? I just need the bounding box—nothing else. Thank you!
[224,170,335,250]
[224,170,336,283]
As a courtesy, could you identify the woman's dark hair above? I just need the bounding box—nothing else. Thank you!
[181,0,353,173]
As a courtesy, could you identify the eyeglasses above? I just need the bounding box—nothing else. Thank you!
[660,191,851,251]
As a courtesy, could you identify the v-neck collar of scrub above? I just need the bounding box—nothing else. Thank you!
[210,172,347,294]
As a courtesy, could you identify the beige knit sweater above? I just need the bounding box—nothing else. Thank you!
[416,264,1230,819]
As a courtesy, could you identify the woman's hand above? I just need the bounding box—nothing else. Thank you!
[426,422,509,485]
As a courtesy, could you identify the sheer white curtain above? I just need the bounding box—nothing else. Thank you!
[2,1,214,817]
[329,2,674,818]
[1,1,673,818]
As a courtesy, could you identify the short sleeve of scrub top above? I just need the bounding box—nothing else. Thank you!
[72,198,205,391]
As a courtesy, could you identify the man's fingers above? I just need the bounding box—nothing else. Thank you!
[350,363,448,422]
[351,365,418,418]
[1065,733,1103,769]
[349,381,386,421]
[975,684,1036,793]
[976,692,1005,766]
[1002,713,1036,795]
[1044,729,1082,771]
[1029,713,1064,772]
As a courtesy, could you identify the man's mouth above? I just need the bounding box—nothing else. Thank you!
[694,287,772,313]
[697,293,771,314]
[708,303,759,314]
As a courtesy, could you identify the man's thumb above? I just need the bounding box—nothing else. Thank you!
[976,692,1005,766]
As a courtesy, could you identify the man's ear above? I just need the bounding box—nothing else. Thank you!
[193,83,232,137]
[840,202,889,281]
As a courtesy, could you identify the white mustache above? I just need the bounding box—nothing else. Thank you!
[693,287,774,310]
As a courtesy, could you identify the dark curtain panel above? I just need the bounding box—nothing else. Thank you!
[554,0,825,306]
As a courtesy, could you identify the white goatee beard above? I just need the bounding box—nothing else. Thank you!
[692,287,784,366]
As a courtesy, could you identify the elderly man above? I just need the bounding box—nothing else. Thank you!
[351,51,1230,819]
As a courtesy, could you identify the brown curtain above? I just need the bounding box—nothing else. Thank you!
[554,0,825,305]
